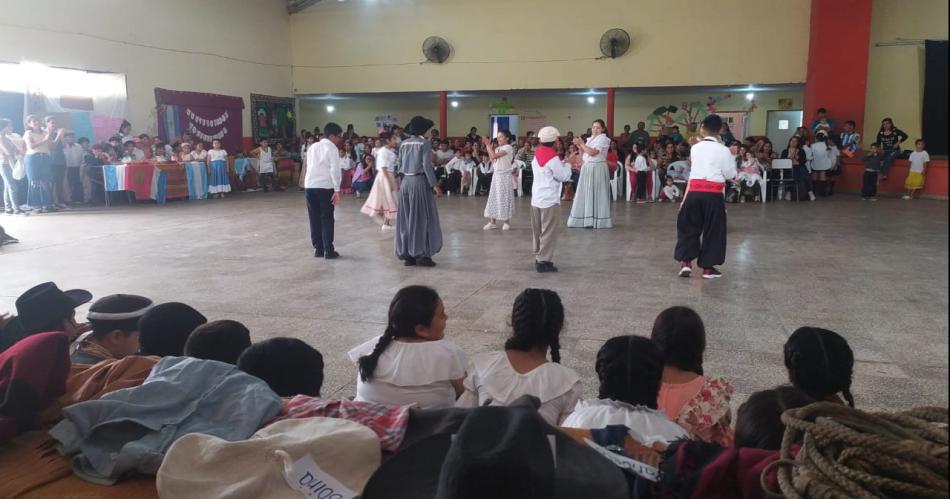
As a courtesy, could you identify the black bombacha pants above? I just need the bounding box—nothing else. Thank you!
[674,191,727,268]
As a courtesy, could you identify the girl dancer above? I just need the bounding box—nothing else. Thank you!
[567,119,612,228]
[360,131,399,231]
[482,129,515,231]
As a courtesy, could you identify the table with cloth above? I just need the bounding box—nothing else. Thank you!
[103,161,230,205]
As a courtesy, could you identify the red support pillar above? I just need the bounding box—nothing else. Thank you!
[606,88,616,138]
[803,0,872,135]
[439,91,447,137]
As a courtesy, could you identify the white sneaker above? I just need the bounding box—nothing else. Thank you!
[381,224,393,231]
[483,222,497,230]
[502,223,511,231]
[808,192,816,201]
[902,195,911,200]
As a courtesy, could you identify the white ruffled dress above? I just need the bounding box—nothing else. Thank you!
[347,336,467,409]
[456,351,582,425]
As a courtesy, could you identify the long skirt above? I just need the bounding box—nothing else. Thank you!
[24,153,52,209]
[361,172,398,221]
[567,161,612,228]
[208,160,231,194]
[484,169,514,221]
[395,175,443,259]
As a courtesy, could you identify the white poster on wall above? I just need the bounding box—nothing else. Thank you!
[375,113,399,132]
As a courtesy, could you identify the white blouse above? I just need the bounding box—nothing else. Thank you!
[376,147,396,171]
[491,144,515,174]
[583,134,610,163]
[561,399,689,446]
[456,351,582,425]
[348,336,468,409]
[24,130,49,155]
[192,150,208,161]
[208,149,228,162]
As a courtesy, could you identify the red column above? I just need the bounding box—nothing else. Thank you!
[606,88,616,138]
[803,0,872,134]
[439,91,447,137]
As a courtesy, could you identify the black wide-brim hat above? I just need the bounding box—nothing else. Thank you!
[405,115,434,136]
[15,282,92,332]
[362,397,630,499]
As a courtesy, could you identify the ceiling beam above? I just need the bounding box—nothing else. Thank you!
[288,0,322,14]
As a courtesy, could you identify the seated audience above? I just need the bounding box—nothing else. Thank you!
[457,289,581,425]
[348,285,467,409]
[1,282,92,353]
[238,337,324,396]
[184,319,252,365]
[137,302,207,357]
[734,385,815,450]
[562,335,688,447]
[351,154,375,198]
[72,294,154,365]
[784,327,855,406]
[652,306,734,447]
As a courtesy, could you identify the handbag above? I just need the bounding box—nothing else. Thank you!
[12,159,26,180]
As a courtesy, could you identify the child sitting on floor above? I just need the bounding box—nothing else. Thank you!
[457,288,581,425]
[659,177,681,203]
[352,154,375,198]
[651,306,734,447]
[562,335,688,447]
[734,385,815,450]
[185,320,251,365]
[348,285,467,409]
[903,139,929,200]
[71,294,153,365]
[784,327,855,407]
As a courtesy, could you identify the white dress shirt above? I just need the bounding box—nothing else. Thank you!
[305,138,344,191]
[688,137,737,183]
[531,149,572,209]
[375,146,396,171]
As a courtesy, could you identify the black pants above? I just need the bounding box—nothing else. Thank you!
[67,168,83,203]
[674,191,727,268]
[635,171,648,199]
[51,163,66,203]
[260,172,279,191]
[306,188,335,252]
[862,170,878,198]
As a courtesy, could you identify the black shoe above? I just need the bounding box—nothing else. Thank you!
[545,262,558,272]
[536,262,546,273]
[404,257,417,266]
[314,249,325,258]
[702,267,723,279]
[537,261,558,273]
[417,257,436,267]
[324,250,340,260]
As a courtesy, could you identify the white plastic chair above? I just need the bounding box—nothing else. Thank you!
[770,159,795,201]
[626,169,634,202]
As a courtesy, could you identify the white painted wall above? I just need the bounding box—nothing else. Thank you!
[0,0,292,138]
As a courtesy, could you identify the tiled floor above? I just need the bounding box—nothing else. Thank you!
[1,191,947,411]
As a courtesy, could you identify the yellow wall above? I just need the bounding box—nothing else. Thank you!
[0,0,292,136]
[290,0,810,94]
[864,0,948,143]
[298,88,803,138]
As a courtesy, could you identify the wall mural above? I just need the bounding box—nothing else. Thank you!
[647,94,757,135]
[251,94,296,145]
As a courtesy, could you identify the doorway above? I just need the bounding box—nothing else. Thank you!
[766,110,803,149]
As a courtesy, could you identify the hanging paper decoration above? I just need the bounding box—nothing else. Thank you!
[155,88,244,152]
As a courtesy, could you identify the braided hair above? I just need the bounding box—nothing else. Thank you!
[595,336,663,409]
[784,327,855,407]
[358,285,441,382]
[505,289,564,362]
[650,306,706,375]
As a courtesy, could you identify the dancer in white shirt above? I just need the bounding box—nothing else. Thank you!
[360,131,399,230]
[674,115,737,279]
[529,127,573,273]
[304,123,346,259]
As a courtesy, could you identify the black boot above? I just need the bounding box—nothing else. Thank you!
[827,180,835,196]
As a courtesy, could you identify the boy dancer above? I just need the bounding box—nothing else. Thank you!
[531,126,572,273]
[674,114,736,279]
[305,122,345,259]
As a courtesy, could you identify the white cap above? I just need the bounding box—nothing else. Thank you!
[537,126,560,143]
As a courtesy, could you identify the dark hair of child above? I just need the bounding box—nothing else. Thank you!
[734,385,815,450]
[324,122,344,137]
[595,335,663,408]
[237,337,324,397]
[137,302,207,357]
[783,327,855,407]
[650,306,706,375]
[184,319,252,365]
[357,285,441,382]
[504,289,564,362]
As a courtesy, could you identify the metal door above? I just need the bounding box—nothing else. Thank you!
[766,110,803,148]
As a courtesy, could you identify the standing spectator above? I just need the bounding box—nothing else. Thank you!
[810,132,839,197]
[875,117,909,181]
[465,127,481,144]
[618,124,632,147]
[861,143,883,201]
[782,136,814,201]
[62,132,84,204]
[630,121,650,152]
[45,116,68,209]
[903,139,929,200]
[23,115,57,213]
[719,122,736,145]
[810,107,836,136]
[0,119,25,215]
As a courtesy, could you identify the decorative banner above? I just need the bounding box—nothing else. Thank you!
[155,88,244,153]
[250,94,295,145]
[375,113,399,132]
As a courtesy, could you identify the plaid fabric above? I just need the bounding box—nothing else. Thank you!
[156,163,189,201]
[267,395,410,453]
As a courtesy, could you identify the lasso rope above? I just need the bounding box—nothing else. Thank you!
[767,402,948,499]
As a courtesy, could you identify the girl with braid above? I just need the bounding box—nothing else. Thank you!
[456,289,581,425]
[347,285,467,409]
[783,327,856,407]
[562,336,687,447]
